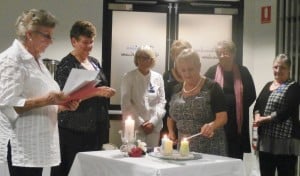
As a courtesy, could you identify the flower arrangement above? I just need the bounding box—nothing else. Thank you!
[128,140,147,157]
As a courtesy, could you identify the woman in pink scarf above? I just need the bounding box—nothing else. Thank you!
[205,40,256,159]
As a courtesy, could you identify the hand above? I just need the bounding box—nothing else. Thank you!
[97,86,116,98]
[46,91,68,105]
[168,132,177,144]
[59,100,80,112]
[254,114,271,126]
[200,123,215,138]
[141,121,154,135]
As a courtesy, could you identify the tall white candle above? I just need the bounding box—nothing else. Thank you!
[124,116,135,142]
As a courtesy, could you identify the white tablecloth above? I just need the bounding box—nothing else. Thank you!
[69,150,246,176]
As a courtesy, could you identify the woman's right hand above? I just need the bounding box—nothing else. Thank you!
[97,86,116,98]
[168,131,177,144]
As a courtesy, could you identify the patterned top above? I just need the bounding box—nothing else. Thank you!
[0,39,60,167]
[254,80,300,155]
[169,79,227,156]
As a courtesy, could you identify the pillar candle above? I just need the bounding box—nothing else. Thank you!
[161,135,173,155]
[124,116,135,142]
[179,138,190,156]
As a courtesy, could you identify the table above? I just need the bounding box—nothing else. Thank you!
[69,150,246,176]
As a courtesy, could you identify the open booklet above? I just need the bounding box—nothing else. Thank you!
[61,68,100,104]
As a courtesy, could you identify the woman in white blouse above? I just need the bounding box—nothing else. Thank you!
[0,9,79,176]
[121,45,166,147]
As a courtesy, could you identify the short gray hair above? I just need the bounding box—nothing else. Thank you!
[15,9,57,42]
[274,53,291,68]
[215,40,236,57]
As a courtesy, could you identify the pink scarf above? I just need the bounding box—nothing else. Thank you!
[215,64,244,134]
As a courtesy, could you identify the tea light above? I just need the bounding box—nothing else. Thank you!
[161,135,173,155]
[179,138,190,156]
[124,116,135,142]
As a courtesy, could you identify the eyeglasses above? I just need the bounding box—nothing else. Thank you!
[33,31,54,40]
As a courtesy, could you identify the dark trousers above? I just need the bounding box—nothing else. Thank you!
[50,127,106,176]
[227,137,244,160]
[259,151,297,176]
[7,142,43,176]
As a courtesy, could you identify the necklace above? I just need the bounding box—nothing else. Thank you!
[183,78,202,94]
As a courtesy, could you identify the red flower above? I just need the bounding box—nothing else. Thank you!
[128,146,145,157]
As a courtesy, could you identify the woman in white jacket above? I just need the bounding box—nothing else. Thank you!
[121,45,166,147]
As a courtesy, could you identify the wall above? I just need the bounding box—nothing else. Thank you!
[243,0,277,175]
[0,0,103,62]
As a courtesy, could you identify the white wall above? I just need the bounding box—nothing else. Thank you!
[243,0,277,175]
[0,0,103,62]
[244,0,277,94]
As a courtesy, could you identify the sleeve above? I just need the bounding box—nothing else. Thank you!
[0,58,26,121]
[204,65,216,79]
[242,66,256,107]
[272,83,300,122]
[120,73,145,126]
[149,75,166,126]
[210,81,227,113]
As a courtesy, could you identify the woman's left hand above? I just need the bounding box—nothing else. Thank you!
[58,100,80,112]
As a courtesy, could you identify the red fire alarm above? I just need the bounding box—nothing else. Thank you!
[261,6,271,24]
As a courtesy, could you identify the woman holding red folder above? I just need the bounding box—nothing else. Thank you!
[51,20,115,176]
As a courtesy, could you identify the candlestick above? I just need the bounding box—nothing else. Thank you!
[179,138,190,156]
[124,116,135,143]
[161,135,173,156]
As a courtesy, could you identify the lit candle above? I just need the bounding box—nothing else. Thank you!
[179,138,190,156]
[124,116,135,142]
[161,135,173,155]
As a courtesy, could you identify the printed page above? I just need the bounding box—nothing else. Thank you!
[62,68,99,95]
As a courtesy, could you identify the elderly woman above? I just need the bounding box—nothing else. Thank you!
[205,40,256,159]
[121,45,166,147]
[168,48,228,156]
[161,40,192,137]
[0,9,79,176]
[253,54,300,176]
[51,20,115,176]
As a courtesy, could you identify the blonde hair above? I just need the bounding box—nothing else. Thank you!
[170,39,192,61]
[134,45,156,67]
[175,48,201,70]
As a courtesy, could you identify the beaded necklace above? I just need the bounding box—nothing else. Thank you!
[182,78,202,94]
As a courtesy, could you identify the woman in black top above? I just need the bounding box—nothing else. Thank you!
[50,20,115,176]
[205,40,256,159]
[253,54,300,176]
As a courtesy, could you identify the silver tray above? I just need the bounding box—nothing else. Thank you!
[148,151,202,161]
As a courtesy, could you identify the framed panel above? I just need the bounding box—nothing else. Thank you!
[178,14,232,74]
[110,11,167,105]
